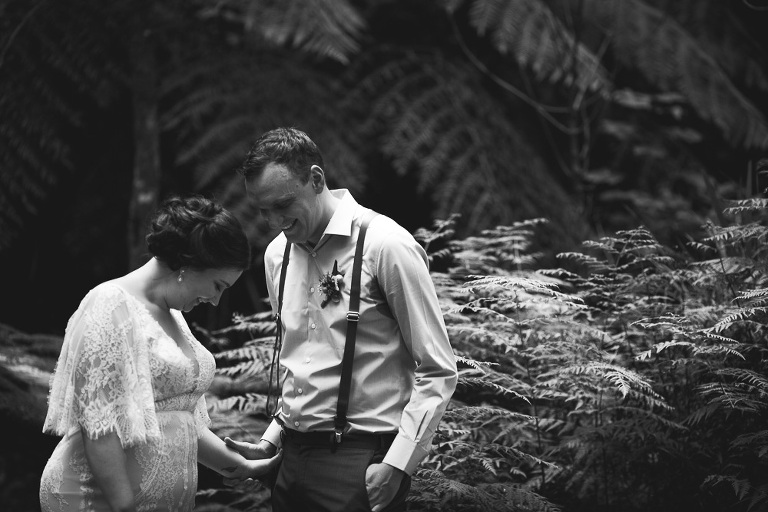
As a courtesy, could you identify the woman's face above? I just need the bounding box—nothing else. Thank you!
[174,267,243,312]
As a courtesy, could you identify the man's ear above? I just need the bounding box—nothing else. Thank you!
[310,165,325,192]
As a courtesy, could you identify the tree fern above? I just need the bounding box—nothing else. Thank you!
[582,0,768,150]
[344,47,586,246]
[650,0,768,95]
[199,192,768,510]
[0,0,123,250]
[211,0,366,65]
[446,0,610,95]
[160,45,367,248]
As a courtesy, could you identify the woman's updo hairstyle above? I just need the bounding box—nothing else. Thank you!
[145,194,250,271]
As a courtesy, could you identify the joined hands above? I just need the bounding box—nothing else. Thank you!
[222,438,281,488]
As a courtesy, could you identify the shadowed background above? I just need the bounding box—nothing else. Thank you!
[1,1,767,510]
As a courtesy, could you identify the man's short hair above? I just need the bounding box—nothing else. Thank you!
[238,127,324,184]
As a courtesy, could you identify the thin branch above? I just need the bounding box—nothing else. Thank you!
[448,13,579,136]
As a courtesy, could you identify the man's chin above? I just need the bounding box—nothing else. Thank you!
[283,229,304,244]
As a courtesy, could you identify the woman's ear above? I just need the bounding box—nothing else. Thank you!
[310,165,325,192]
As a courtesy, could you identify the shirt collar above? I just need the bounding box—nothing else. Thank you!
[321,189,358,238]
[297,189,358,253]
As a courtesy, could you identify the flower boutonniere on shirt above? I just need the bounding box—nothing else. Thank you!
[319,260,345,308]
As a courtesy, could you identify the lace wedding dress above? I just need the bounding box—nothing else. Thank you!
[40,282,216,512]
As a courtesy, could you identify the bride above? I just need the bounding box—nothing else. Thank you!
[39,195,280,512]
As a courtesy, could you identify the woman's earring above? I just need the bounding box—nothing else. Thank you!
[178,269,185,283]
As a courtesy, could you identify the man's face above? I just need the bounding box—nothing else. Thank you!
[249,162,324,244]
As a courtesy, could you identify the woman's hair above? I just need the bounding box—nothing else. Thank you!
[145,194,251,271]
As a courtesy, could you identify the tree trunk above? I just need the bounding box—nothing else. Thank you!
[127,27,160,270]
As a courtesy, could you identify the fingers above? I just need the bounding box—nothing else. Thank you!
[224,437,244,450]
[254,449,283,475]
[222,476,261,491]
[222,476,239,487]
[365,463,400,512]
[224,437,258,458]
[267,449,283,469]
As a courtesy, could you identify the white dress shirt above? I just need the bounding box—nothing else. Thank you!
[260,189,458,474]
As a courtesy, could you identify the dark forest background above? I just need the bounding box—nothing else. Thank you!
[1,1,768,511]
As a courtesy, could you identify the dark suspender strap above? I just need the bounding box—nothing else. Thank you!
[332,210,377,446]
[277,241,291,318]
[266,241,292,417]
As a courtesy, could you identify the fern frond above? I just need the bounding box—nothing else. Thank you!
[584,0,768,149]
[0,0,122,249]
[710,308,768,332]
[441,405,535,425]
[212,392,267,414]
[702,474,752,501]
[347,47,584,243]
[411,468,561,511]
[222,0,365,64]
[463,0,610,93]
[552,362,657,399]
[455,354,500,371]
[458,377,530,403]
[723,198,768,215]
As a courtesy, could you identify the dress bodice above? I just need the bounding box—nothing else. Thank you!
[125,290,215,414]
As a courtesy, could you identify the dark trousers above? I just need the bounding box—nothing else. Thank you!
[271,430,411,512]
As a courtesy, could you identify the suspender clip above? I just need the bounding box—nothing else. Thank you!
[330,428,343,451]
[346,311,360,322]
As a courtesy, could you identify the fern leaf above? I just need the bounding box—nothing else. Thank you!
[227,0,366,64]
[463,0,610,93]
[584,0,768,149]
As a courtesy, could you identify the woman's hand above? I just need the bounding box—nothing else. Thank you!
[221,438,281,487]
[242,449,283,478]
[224,437,277,458]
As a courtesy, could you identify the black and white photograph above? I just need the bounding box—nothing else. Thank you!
[1,1,767,511]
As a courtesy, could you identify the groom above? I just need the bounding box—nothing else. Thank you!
[226,127,458,511]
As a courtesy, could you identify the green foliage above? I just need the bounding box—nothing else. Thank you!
[209,0,366,65]
[0,0,123,250]
[580,0,768,150]
[448,0,610,94]
[201,195,768,511]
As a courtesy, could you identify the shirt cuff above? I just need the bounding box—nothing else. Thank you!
[382,433,429,476]
[260,420,283,449]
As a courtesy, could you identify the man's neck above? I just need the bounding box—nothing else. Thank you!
[307,190,341,246]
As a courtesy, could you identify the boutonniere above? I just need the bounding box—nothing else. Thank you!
[319,260,345,308]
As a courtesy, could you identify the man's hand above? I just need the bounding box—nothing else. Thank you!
[222,438,278,487]
[365,462,405,512]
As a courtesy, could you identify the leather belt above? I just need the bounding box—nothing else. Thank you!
[281,428,396,450]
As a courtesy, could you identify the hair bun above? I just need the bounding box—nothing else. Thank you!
[145,194,250,271]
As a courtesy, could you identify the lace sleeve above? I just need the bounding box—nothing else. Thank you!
[42,284,160,446]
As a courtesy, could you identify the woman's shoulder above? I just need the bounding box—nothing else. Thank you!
[61,281,138,342]
[86,280,130,301]
[72,281,134,318]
